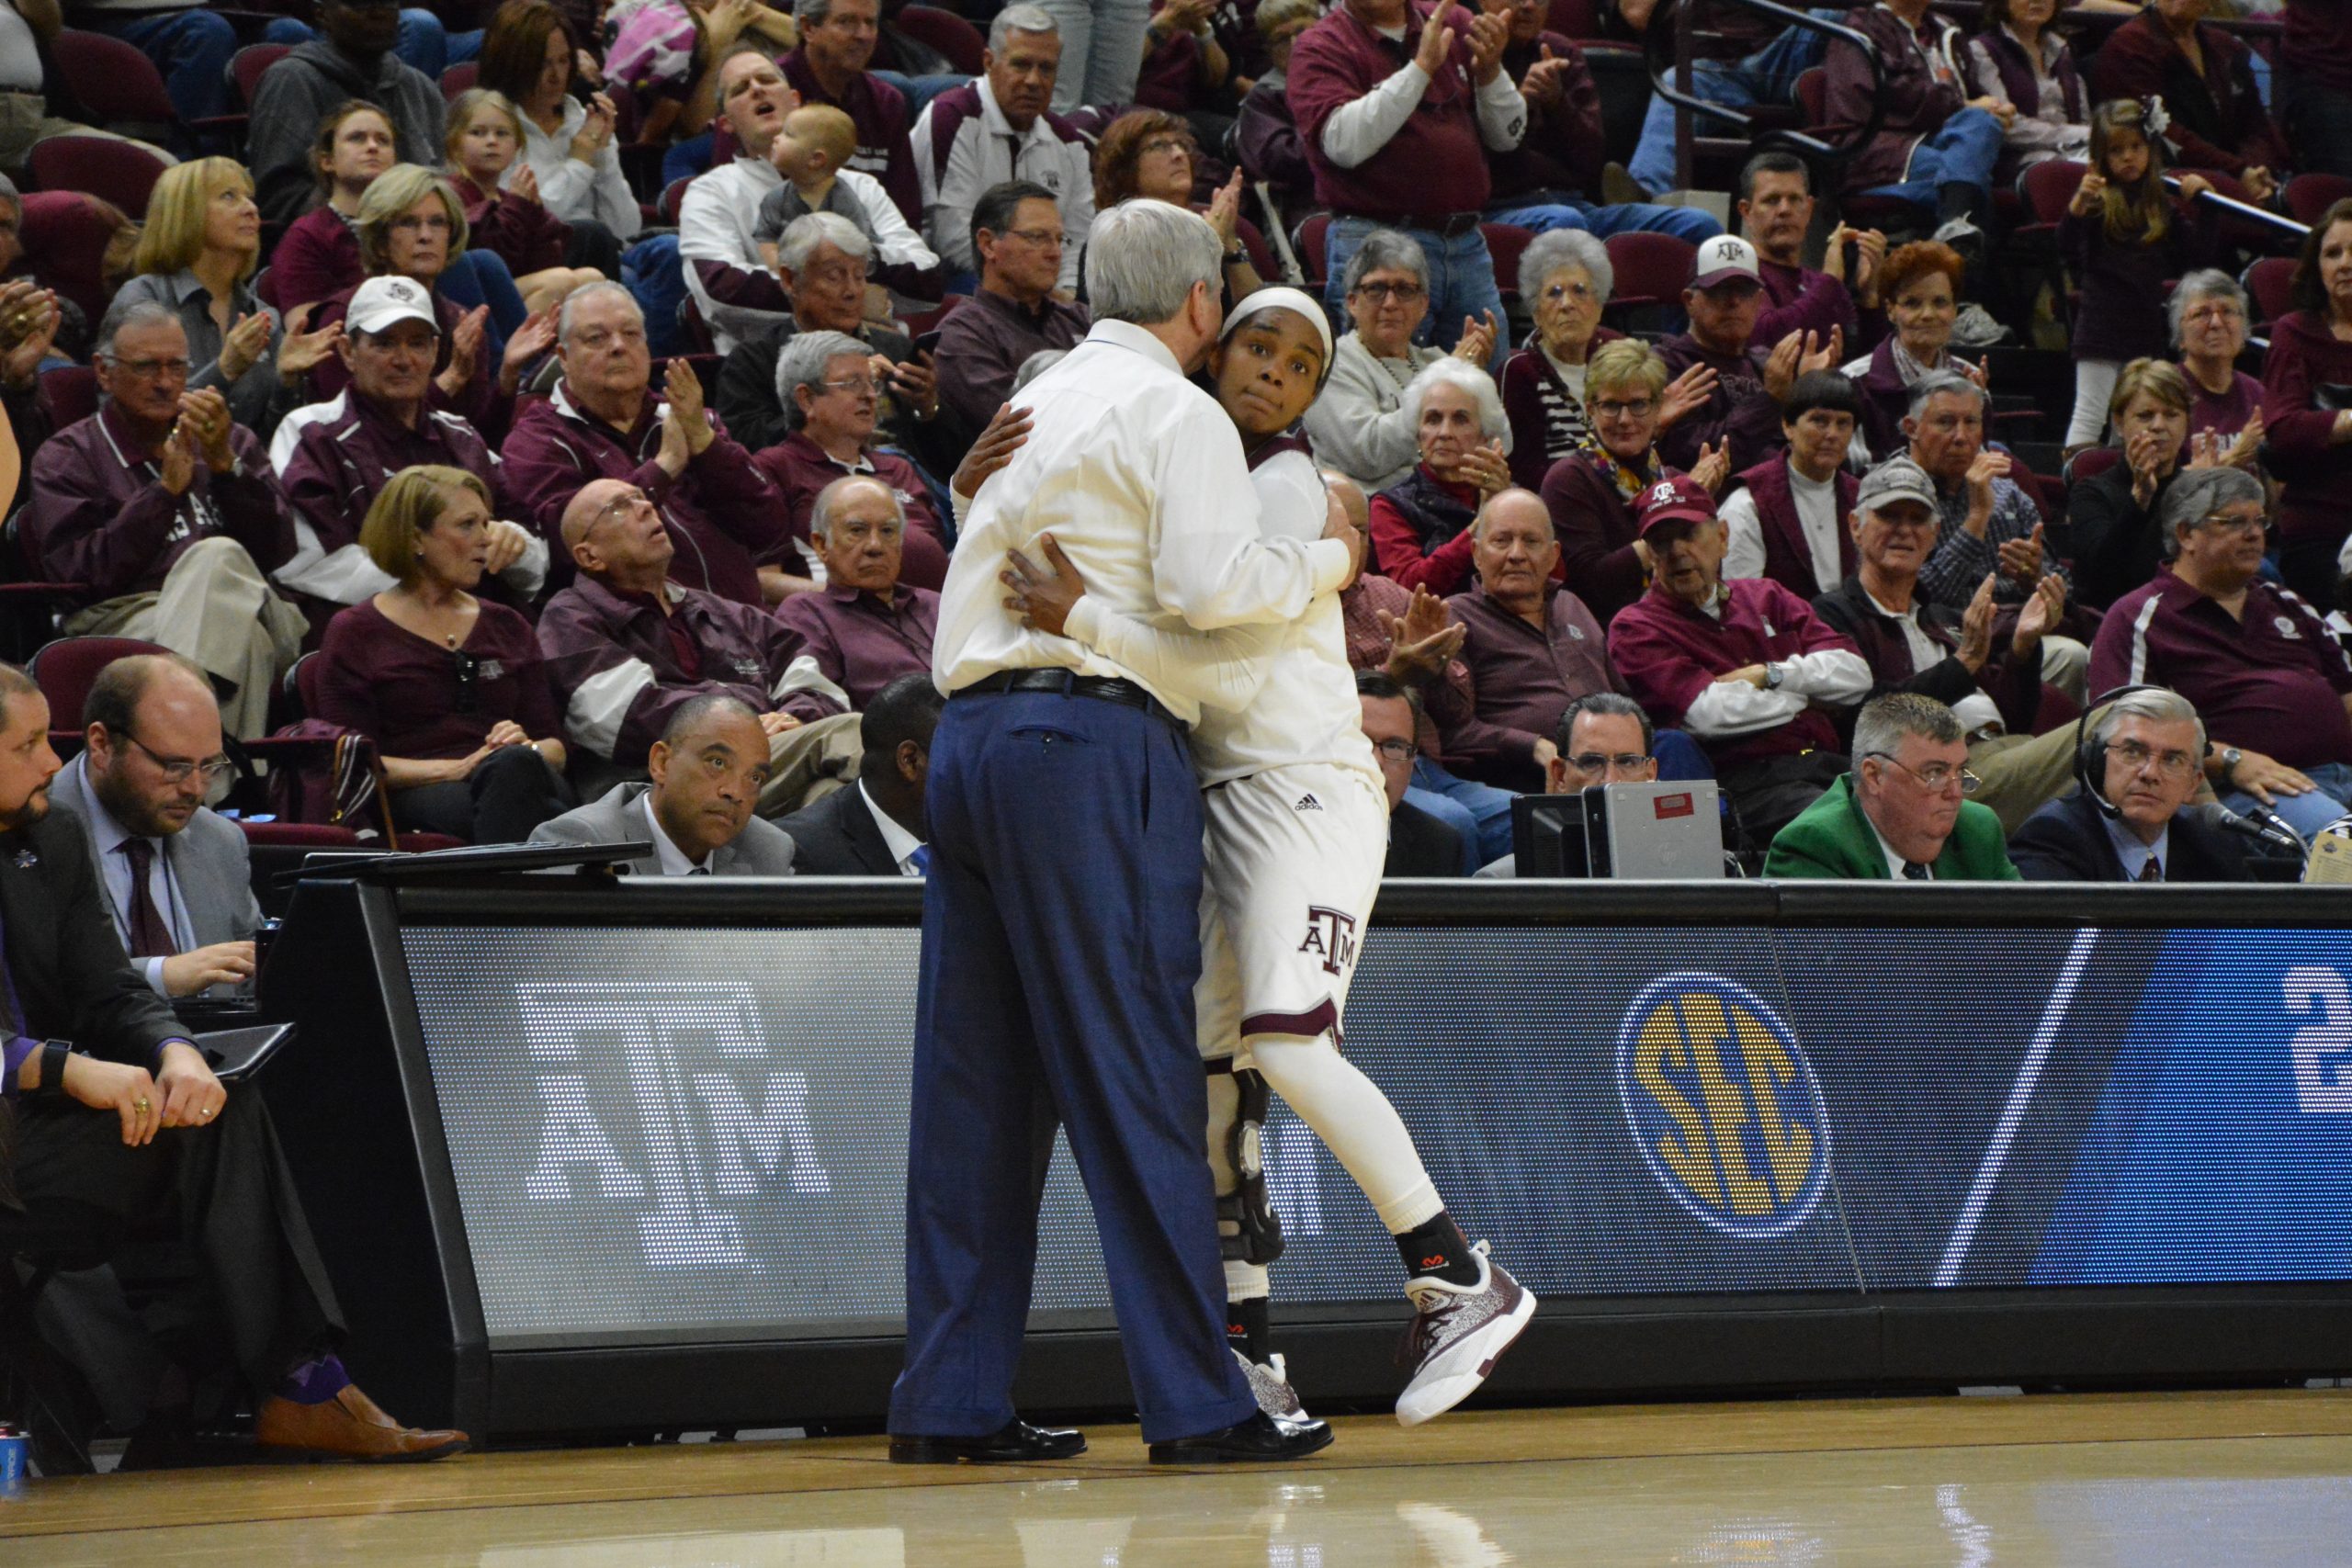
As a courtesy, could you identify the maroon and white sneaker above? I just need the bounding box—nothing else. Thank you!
[1395,1241,1534,1426]
[1234,1348,1308,1422]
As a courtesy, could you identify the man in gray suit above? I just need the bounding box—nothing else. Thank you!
[531,695,799,875]
[50,655,263,998]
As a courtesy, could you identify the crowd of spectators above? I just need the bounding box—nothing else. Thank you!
[0,0,2340,886]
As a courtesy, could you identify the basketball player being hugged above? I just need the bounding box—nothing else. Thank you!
[992,288,1535,1427]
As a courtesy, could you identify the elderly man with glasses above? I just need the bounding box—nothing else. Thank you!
[45,655,262,999]
[2090,466,2352,842]
[1763,691,2020,881]
[24,300,305,742]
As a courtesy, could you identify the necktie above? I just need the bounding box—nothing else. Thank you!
[119,839,177,957]
[1901,861,1931,881]
[687,864,712,876]
[2139,856,2162,884]
[908,844,931,877]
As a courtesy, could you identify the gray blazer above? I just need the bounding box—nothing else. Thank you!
[528,782,798,876]
[47,752,265,996]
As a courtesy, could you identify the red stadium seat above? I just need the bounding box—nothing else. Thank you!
[2245,254,2296,328]
[1295,212,1331,290]
[35,367,97,434]
[229,42,291,110]
[660,175,694,227]
[17,190,132,324]
[1481,222,1535,302]
[2286,173,2352,229]
[51,28,247,146]
[440,61,479,101]
[2064,445,2123,489]
[1600,230,1695,309]
[1545,0,1602,38]
[28,136,168,221]
[2020,159,2087,227]
[895,6,986,77]
[28,636,169,734]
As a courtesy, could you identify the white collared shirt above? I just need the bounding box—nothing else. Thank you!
[2102,813,2168,883]
[910,74,1093,290]
[1870,814,1931,881]
[86,786,196,995]
[933,320,1351,723]
[858,781,927,875]
[639,792,711,876]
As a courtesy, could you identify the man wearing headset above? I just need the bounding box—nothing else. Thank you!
[2008,686,2274,883]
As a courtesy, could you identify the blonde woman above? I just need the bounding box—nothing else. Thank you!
[114,157,341,432]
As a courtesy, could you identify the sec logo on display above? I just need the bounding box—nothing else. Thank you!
[1615,974,1831,1237]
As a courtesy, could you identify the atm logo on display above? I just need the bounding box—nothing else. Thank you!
[1615,974,1831,1238]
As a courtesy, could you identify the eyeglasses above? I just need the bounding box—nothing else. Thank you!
[121,731,233,785]
[1542,280,1596,305]
[106,355,191,380]
[1593,398,1656,419]
[1371,737,1416,762]
[1566,752,1654,774]
[1352,281,1425,303]
[570,324,645,349]
[2105,739,2200,780]
[820,376,880,397]
[1866,753,1982,795]
[589,489,655,531]
[389,213,452,233]
[1138,136,1191,157]
[999,227,1062,247]
[2197,511,2268,538]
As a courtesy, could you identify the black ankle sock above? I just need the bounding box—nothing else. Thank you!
[1396,1213,1479,1286]
[1226,1295,1272,1362]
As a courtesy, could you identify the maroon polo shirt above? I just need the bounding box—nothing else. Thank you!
[1443,579,1618,772]
[934,288,1091,437]
[1288,0,1494,220]
[2187,368,2264,447]
[1609,576,1857,769]
[314,597,557,759]
[2088,571,2352,772]
[774,580,938,710]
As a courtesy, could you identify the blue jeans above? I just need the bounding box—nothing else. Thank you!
[1863,107,2005,211]
[873,69,971,120]
[263,13,481,78]
[662,130,717,190]
[102,8,236,123]
[1626,17,1837,195]
[1409,757,1514,869]
[1486,197,1722,246]
[1323,218,1507,374]
[624,234,687,356]
[438,251,525,366]
[2224,762,2352,843]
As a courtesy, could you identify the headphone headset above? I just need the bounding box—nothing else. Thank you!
[2074,684,2172,820]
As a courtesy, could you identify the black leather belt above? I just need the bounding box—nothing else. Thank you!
[1340,210,1483,237]
[960,669,1184,729]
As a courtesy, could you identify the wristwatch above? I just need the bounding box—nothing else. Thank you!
[1763,662,1784,691]
[2219,745,2245,781]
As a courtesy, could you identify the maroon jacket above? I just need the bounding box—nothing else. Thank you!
[1288,0,1495,219]
[1734,454,1857,601]
[503,380,789,608]
[309,280,512,441]
[2059,199,2215,366]
[1969,24,2081,127]
[749,432,950,592]
[1442,578,1620,779]
[1491,30,1603,202]
[1656,331,1782,474]
[2260,310,2352,547]
[277,390,504,562]
[1541,446,1681,627]
[1821,5,1984,194]
[782,50,922,226]
[2285,0,2352,96]
[26,405,295,599]
[452,173,572,277]
[773,580,938,710]
[536,573,845,765]
[1754,257,1875,355]
[1609,576,1859,769]
[2086,8,2288,182]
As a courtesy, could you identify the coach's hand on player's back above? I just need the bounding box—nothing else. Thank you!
[1002,534,1087,636]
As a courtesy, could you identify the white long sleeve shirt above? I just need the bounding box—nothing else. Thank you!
[679,156,792,355]
[511,96,644,242]
[910,75,1093,292]
[933,321,1353,723]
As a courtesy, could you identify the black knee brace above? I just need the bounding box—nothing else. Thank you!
[1209,1060,1284,1266]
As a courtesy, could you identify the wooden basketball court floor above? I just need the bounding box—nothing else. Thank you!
[6,1387,2352,1565]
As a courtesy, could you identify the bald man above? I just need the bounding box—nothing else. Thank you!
[48,654,264,999]
[536,478,865,816]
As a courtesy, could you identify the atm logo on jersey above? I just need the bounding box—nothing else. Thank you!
[1614,974,1831,1238]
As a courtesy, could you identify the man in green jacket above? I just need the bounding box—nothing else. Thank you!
[1764,691,2020,880]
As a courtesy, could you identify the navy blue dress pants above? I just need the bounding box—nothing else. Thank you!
[890,687,1256,1445]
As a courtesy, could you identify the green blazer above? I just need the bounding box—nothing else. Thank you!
[1763,774,2021,881]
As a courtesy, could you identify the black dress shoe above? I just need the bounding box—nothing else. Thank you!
[1148,1409,1334,1464]
[888,1419,1087,1464]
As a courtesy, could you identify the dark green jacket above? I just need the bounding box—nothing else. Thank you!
[1763,773,2021,881]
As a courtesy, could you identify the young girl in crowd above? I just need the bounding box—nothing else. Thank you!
[2062,98,2214,451]
[446,89,605,317]
[271,100,399,314]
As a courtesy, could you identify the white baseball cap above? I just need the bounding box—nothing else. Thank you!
[1690,234,1762,290]
[345,275,439,338]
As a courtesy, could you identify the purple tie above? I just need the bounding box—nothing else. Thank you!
[119,839,176,958]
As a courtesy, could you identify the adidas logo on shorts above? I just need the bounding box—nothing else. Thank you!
[1295,794,1321,811]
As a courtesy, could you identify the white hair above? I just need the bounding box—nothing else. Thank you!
[2091,686,2206,760]
[1518,229,1612,306]
[1084,199,1222,326]
[558,278,642,344]
[777,210,872,277]
[1403,357,1510,450]
[989,3,1058,51]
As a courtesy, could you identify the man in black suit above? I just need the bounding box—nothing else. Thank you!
[775,673,941,875]
[2010,688,2266,883]
[1362,672,1468,877]
[0,661,465,1466]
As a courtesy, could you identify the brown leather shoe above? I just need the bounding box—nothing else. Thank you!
[254,1384,469,1463]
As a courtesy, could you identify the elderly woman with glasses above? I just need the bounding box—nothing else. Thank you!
[313,465,573,843]
[1365,358,1516,595]
[1540,338,1727,626]
[1091,108,1267,300]
[1305,229,1498,492]
[2259,197,2352,604]
[1500,229,1623,491]
[750,329,950,603]
[2169,268,2265,460]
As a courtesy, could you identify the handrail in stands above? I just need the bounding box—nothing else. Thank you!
[1648,0,1885,191]
[2169,175,2310,244]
